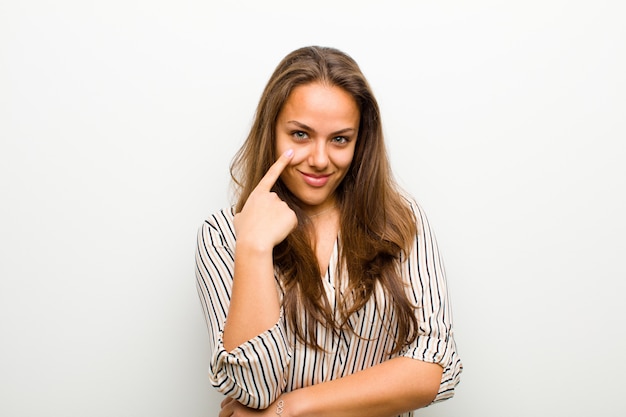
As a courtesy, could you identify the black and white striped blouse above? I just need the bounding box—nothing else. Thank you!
[195,198,462,416]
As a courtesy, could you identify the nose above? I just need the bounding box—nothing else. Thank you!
[307,139,329,170]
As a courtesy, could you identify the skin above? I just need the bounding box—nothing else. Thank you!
[220,83,443,417]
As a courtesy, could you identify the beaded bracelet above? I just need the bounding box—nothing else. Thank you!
[276,399,284,416]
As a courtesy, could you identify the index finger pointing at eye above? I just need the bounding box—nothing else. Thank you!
[257,149,294,191]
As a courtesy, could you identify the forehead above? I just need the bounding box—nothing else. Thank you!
[278,82,360,129]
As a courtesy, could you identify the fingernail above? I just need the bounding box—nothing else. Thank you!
[285,149,294,157]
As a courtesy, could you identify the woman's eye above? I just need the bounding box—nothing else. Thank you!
[332,136,349,144]
[292,131,308,140]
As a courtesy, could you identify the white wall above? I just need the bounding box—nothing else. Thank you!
[1,1,625,416]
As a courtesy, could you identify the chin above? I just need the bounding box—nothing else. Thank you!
[289,192,326,206]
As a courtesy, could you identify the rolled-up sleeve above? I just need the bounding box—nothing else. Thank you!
[209,320,292,408]
[195,210,292,408]
[401,200,463,403]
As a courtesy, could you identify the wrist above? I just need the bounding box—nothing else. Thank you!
[278,391,309,417]
[235,237,275,256]
[275,398,285,417]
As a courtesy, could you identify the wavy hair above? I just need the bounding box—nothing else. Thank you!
[230,46,418,354]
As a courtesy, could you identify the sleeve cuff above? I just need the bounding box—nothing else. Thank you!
[209,317,292,409]
[401,334,463,403]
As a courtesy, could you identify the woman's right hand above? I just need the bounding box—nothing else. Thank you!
[233,149,297,251]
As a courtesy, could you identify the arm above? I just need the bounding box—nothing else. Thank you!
[196,214,292,407]
[402,200,462,403]
[283,357,442,417]
[223,149,297,351]
[195,150,297,408]
[221,232,282,351]
[220,358,442,417]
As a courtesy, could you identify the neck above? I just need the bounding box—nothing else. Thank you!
[308,204,337,218]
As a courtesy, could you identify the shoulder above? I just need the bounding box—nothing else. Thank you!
[199,206,237,249]
[203,206,236,229]
[398,191,427,221]
[396,192,438,240]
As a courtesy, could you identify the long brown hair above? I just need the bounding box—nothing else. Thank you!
[230,46,419,354]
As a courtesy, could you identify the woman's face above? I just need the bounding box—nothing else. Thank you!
[275,82,360,215]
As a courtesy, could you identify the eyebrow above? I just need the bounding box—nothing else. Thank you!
[286,120,357,136]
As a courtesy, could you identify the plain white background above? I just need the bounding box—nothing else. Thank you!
[1,1,625,416]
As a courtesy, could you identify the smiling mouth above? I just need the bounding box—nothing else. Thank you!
[300,171,331,187]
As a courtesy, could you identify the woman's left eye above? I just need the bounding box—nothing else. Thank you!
[332,136,349,144]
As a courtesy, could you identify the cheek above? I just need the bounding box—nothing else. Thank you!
[275,135,306,165]
[333,150,356,170]
[275,137,288,155]
[289,149,308,166]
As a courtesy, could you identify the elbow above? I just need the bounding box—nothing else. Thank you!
[210,374,280,410]
[406,362,444,410]
[420,377,441,406]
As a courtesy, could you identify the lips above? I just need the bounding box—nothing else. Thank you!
[300,171,331,187]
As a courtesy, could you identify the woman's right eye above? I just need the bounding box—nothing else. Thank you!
[291,131,309,141]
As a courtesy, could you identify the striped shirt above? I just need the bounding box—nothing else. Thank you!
[195,198,462,415]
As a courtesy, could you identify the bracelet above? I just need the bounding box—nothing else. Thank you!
[276,399,284,416]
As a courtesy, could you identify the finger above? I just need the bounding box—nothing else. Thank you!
[256,149,294,192]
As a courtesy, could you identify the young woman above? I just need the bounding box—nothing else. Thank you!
[196,46,462,417]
